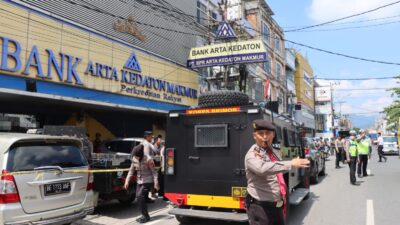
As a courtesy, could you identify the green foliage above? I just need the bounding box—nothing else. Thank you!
[384,77,400,131]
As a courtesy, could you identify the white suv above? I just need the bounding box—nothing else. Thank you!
[0,133,94,225]
[382,136,399,155]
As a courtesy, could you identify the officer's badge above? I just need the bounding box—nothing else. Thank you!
[253,123,257,129]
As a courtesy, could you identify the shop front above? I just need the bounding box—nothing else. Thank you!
[0,1,198,139]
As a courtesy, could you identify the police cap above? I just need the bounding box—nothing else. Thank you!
[252,119,275,131]
[144,131,153,137]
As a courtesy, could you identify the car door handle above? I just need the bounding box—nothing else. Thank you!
[188,156,200,160]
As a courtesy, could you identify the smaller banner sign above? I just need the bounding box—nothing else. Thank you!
[187,40,267,68]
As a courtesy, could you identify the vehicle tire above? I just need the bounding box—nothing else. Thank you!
[198,91,249,108]
[118,192,136,205]
[303,192,310,200]
[175,215,196,224]
[311,164,319,184]
[320,159,326,176]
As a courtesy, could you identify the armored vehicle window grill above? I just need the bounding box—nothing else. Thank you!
[195,124,228,148]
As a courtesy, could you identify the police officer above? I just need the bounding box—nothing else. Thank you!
[142,131,155,157]
[245,119,309,225]
[124,144,159,223]
[345,130,359,185]
[357,129,371,178]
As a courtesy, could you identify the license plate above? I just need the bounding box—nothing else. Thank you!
[44,182,71,196]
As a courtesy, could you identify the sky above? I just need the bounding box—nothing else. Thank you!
[267,0,400,128]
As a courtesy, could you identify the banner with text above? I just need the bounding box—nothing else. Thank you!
[187,40,267,68]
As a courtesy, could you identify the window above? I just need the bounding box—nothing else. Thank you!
[212,12,218,20]
[288,131,296,146]
[274,35,281,52]
[263,60,271,73]
[303,72,313,86]
[196,1,207,25]
[276,63,282,77]
[7,141,87,172]
[262,23,270,44]
[195,124,228,147]
[276,126,283,142]
[295,133,301,146]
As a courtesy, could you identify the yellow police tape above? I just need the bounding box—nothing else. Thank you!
[1,167,161,177]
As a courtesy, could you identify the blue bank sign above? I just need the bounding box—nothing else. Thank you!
[0,36,198,104]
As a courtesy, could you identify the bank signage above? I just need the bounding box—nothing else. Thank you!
[0,35,198,105]
[0,1,199,107]
[187,40,267,68]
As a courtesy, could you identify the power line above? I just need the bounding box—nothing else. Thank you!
[285,0,400,32]
[284,39,400,66]
[314,76,399,80]
[282,13,400,28]
[292,20,400,32]
[60,0,400,67]
[333,87,397,91]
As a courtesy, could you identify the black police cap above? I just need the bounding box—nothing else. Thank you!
[144,131,153,137]
[252,119,276,131]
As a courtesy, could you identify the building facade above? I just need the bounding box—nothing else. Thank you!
[286,49,296,119]
[0,0,199,139]
[244,0,286,113]
[293,51,315,136]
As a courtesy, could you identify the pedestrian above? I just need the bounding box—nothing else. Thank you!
[345,130,359,185]
[356,129,371,178]
[124,144,159,223]
[142,131,155,157]
[335,135,344,168]
[93,132,102,153]
[377,132,387,162]
[245,119,309,225]
[330,137,336,156]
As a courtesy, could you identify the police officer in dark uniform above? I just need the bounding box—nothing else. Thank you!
[245,119,309,225]
[124,144,159,223]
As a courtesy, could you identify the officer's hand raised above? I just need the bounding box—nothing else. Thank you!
[291,157,310,168]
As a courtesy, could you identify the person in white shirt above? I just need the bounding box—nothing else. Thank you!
[142,131,155,157]
[377,132,387,162]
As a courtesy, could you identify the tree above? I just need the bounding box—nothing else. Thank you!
[384,76,400,132]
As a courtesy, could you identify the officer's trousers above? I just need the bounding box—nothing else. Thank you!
[335,148,343,168]
[357,155,368,176]
[377,145,387,162]
[246,195,285,225]
[348,157,357,184]
[136,183,153,218]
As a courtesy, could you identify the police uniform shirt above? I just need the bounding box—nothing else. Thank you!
[142,139,155,157]
[245,144,292,202]
[126,155,158,185]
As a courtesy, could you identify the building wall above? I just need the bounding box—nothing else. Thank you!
[294,52,314,110]
[244,0,286,113]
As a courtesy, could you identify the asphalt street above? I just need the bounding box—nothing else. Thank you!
[75,151,400,225]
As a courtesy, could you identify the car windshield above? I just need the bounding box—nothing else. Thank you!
[7,141,88,172]
[383,137,397,143]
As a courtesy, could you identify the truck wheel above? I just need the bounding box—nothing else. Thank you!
[320,160,326,176]
[311,165,319,184]
[198,91,249,108]
[175,215,195,224]
[118,193,136,205]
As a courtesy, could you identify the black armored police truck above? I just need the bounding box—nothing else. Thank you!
[164,91,310,223]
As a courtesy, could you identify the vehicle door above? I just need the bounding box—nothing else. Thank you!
[182,112,247,194]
